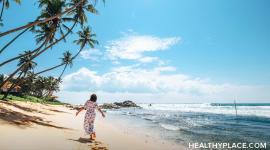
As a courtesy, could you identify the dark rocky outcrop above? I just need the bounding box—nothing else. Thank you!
[101,103,121,109]
[100,100,140,109]
[64,104,82,111]
[65,100,140,110]
[114,100,139,108]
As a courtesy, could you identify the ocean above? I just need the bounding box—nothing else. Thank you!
[106,103,270,150]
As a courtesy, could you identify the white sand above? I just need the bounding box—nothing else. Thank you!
[0,100,185,150]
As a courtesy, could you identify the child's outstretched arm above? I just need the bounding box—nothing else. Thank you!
[98,107,105,118]
[75,107,84,116]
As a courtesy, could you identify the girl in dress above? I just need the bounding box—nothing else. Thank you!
[76,94,105,140]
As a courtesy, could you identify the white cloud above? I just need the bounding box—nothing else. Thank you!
[105,34,181,63]
[59,66,270,104]
[60,66,216,94]
[80,48,103,61]
[138,56,159,63]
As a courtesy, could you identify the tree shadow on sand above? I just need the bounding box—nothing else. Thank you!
[68,138,108,150]
[0,100,51,115]
[47,108,70,114]
[0,106,70,130]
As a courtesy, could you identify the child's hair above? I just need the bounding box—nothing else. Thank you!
[90,94,97,102]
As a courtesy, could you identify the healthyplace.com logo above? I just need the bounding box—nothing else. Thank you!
[188,142,267,149]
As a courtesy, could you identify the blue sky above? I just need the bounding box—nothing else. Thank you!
[1,0,270,104]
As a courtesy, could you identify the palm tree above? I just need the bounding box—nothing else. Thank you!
[2,51,37,99]
[33,76,46,97]
[44,76,59,98]
[58,51,73,80]
[0,11,69,68]
[0,0,87,37]
[30,76,59,98]
[0,0,82,68]
[0,22,76,88]
[0,0,101,88]
[67,0,98,26]
[0,0,71,57]
[18,51,37,73]
[31,27,98,78]
[0,0,21,24]
[34,51,73,78]
[73,26,98,59]
[20,71,36,95]
[0,1,67,67]
[0,1,77,87]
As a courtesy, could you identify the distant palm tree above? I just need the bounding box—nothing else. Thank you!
[18,51,37,73]
[33,76,46,97]
[58,51,73,80]
[20,71,36,95]
[73,26,98,59]
[35,51,73,78]
[32,27,98,79]
[44,76,59,98]
[30,75,59,98]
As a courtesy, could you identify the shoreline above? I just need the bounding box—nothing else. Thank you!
[0,100,185,150]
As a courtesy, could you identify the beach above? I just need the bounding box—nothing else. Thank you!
[1,100,270,150]
[0,100,185,150]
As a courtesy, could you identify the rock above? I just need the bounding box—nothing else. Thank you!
[114,100,139,108]
[100,100,140,109]
[100,103,120,109]
[64,104,83,111]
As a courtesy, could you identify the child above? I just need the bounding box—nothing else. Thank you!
[76,94,105,140]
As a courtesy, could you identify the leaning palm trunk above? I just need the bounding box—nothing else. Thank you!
[0,21,77,88]
[58,64,67,80]
[0,27,29,54]
[0,0,84,37]
[36,45,85,80]
[0,40,47,67]
[72,44,85,60]
[35,63,64,75]
[0,0,5,21]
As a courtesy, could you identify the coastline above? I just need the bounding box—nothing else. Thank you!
[0,100,185,150]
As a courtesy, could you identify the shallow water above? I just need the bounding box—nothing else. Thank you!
[106,103,270,150]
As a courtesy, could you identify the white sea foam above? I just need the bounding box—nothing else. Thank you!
[159,123,180,131]
[139,103,270,118]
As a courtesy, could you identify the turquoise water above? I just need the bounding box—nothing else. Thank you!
[107,103,270,150]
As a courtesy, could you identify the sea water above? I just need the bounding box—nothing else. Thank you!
[106,103,270,150]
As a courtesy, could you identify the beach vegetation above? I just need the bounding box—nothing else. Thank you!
[0,73,61,103]
[0,94,64,105]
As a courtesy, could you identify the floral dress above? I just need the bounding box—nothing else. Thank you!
[83,100,98,135]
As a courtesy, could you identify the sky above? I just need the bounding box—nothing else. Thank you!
[1,0,270,104]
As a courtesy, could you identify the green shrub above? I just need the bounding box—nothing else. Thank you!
[0,94,64,105]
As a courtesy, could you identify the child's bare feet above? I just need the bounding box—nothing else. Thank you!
[90,132,96,140]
